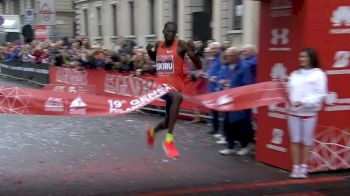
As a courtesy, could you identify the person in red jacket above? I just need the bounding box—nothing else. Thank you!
[146,22,202,158]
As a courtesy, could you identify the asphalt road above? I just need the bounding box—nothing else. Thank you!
[0,75,349,196]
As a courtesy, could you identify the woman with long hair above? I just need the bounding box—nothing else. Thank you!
[287,48,328,178]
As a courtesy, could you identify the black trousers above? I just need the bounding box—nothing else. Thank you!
[212,110,219,133]
[223,116,253,149]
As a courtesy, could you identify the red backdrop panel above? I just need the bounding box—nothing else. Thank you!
[256,0,350,172]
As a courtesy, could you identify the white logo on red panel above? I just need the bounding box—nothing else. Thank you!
[68,86,77,93]
[325,92,338,105]
[331,6,350,27]
[53,86,65,92]
[324,92,350,112]
[270,63,287,81]
[326,51,350,75]
[202,95,234,108]
[217,95,233,106]
[271,128,284,145]
[330,6,350,34]
[267,63,288,119]
[69,96,87,114]
[269,28,291,51]
[44,97,64,112]
[265,128,287,152]
[333,51,350,68]
[271,28,289,45]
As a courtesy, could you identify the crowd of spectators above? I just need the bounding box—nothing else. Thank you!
[0,36,157,75]
[192,41,258,157]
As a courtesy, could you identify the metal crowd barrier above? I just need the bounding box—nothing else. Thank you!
[0,60,49,85]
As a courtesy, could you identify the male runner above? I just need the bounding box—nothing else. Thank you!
[146,22,202,158]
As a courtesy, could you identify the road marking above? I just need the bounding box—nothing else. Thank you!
[139,176,346,196]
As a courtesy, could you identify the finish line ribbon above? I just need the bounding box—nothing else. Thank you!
[0,81,287,116]
[186,81,287,111]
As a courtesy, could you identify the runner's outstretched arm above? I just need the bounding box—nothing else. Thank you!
[146,41,160,61]
[180,40,202,70]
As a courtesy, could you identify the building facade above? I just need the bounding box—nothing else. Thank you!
[75,0,260,49]
[0,0,75,40]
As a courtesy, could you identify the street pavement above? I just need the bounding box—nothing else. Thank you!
[0,76,349,196]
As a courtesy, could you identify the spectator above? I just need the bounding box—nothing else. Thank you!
[287,48,327,178]
[132,51,146,71]
[78,50,92,69]
[94,52,106,69]
[218,47,254,156]
[116,53,132,72]
[207,42,223,135]
[81,37,91,49]
[118,36,133,55]
[241,44,259,150]
[241,44,258,83]
[4,47,15,62]
[222,40,231,51]
[21,45,35,63]
[33,46,44,64]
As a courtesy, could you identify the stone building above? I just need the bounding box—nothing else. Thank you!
[74,0,260,49]
[0,0,75,40]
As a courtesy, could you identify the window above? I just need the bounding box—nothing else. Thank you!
[149,0,155,34]
[111,4,117,36]
[31,0,35,9]
[0,2,4,14]
[13,0,20,14]
[83,9,89,36]
[129,1,135,35]
[96,6,103,36]
[173,0,178,24]
[232,0,243,30]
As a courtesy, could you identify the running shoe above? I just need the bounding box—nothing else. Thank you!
[147,127,155,147]
[162,140,180,158]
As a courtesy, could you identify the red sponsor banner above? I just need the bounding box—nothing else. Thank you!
[49,67,208,111]
[0,84,171,116]
[0,81,285,116]
[256,0,350,172]
[43,84,96,94]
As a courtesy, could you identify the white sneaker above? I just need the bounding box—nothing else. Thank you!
[289,170,300,178]
[237,146,251,156]
[213,134,223,139]
[219,149,236,155]
[289,165,300,178]
[216,138,227,144]
[299,164,308,178]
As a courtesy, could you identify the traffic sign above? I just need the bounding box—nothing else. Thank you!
[0,15,4,33]
[37,0,56,25]
[25,9,34,25]
[0,16,4,26]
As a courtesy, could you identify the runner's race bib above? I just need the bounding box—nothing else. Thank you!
[156,55,174,76]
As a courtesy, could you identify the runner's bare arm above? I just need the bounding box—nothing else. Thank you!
[146,41,160,61]
[179,40,202,70]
